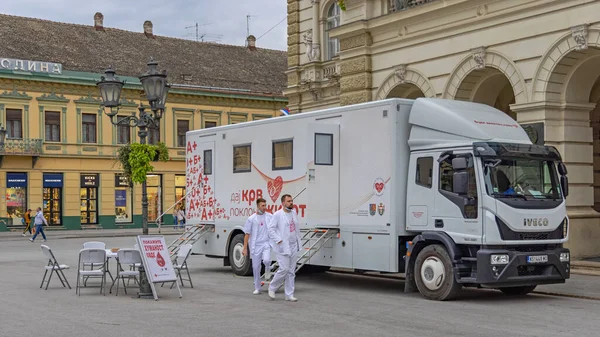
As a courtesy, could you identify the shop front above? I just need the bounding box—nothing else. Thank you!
[115,174,133,224]
[147,174,162,224]
[43,173,63,226]
[80,174,99,225]
[5,172,28,226]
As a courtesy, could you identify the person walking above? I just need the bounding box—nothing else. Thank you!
[21,209,33,236]
[242,197,273,295]
[29,207,48,242]
[267,194,301,302]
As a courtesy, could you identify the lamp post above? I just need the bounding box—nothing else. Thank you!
[96,58,169,299]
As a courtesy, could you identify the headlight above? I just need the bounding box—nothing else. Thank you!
[491,254,509,265]
[560,252,570,262]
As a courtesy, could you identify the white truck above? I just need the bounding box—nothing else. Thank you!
[183,97,571,301]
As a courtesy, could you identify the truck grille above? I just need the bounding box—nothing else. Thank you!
[496,216,566,241]
[517,265,547,276]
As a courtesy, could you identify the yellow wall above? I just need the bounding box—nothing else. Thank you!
[0,77,285,230]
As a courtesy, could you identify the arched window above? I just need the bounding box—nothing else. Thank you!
[325,2,341,61]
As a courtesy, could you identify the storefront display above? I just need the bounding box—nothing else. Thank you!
[80,174,99,224]
[175,175,186,209]
[147,174,162,223]
[6,173,27,226]
[115,174,133,223]
[43,173,63,226]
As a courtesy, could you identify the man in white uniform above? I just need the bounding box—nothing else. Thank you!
[267,194,301,302]
[242,197,273,294]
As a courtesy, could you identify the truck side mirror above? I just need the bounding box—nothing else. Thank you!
[560,175,569,198]
[558,162,568,176]
[452,157,468,170]
[453,172,469,195]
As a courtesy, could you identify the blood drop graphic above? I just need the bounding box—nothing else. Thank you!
[156,252,166,267]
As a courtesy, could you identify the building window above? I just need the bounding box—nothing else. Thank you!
[117,116,131,144]
[6,172,28,226]
[273,139,293,170]
[80,174,99,224]
[233,144,251,173]
[82,113,97,143]
[6,109,22,139]
[416,157,433,188]
[147,174,162,223]
[204,150,213,175]
[204,121,217,128]
[44,111,61,142]
[175,175,186,211]
[315,133,333,165]
[177,119,189,147]
[326,2,341,60]
[148,123,160,145]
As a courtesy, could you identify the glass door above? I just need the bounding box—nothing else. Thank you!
[43,187,62,226]
[80,187,98,224]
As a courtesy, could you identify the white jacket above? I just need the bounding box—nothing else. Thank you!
[243,212,272,254]
[267,208,302,256]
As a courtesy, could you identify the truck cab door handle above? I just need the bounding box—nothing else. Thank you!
[435,219,444,228]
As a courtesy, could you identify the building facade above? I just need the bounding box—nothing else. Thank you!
[0,13,287,231]
[284,0,600,258]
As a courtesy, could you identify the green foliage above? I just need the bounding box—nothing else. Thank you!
[116,141,170,184]
[337,0,346,10]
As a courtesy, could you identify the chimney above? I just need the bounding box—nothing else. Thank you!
[94,12,104,31]
[246,35,256,51]
[144,20,154,38]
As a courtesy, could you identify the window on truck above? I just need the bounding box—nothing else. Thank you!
[272,139,293,170]
[439,154,478,219]
[416,157,433,188]
[204,150,213,175]
[315,133,333,165]
[233,144,251,173]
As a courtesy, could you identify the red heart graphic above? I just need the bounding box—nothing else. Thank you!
[156,252,166,267]
[267,176,284,203]
[375,182,384,193]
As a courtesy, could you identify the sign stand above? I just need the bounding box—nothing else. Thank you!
[136,235,182,300]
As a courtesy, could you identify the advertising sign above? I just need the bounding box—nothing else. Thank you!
[135,235,181,300]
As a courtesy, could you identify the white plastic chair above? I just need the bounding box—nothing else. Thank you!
[40,245,71,290]
[114,249,142,296]
[170,244,194,288]
[76,248,107,296]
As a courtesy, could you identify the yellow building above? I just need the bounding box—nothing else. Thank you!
[0,12,287,231]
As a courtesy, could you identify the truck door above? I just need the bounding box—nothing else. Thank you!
[186,140,216,225]
[432,152,482,242]
[306,123,340,227]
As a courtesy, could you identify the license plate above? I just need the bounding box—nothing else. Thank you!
[527,255,548,264]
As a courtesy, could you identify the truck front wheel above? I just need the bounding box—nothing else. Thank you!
[499,285,537,296]
[414,244,462,301]
[228,233,252,276]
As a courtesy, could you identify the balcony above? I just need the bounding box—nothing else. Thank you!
[389,0,436,12]
[0,138,43,168]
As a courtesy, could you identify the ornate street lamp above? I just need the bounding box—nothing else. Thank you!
[96,58,169,299]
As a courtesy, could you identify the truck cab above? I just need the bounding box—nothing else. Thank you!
[404,99,570,300]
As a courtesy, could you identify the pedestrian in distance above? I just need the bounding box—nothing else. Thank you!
[29,207,48,242]
[267,194,301,302]
[242,197,273,295]
[21,208,33,236]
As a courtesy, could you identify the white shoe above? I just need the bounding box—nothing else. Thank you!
[22,233,26,237]
[268,289,275,299]
[253,289,260,295]
[285,295,298,302]
[29,238,33,242]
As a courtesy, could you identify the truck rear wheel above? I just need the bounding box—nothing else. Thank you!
[499,285,537,296]
[228,233,252,276]
[414,244,462,301]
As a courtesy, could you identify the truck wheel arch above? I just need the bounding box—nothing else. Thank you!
[225,228,246,257]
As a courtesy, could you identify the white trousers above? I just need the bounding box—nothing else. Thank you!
[269,241,299,297]
[251,243,271,291]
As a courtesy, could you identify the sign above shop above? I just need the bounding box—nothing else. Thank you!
[43,173,64,188]
[0,57,62,75]
[115,174,132,187]
[6,173,27,188]
[80,174,99,187]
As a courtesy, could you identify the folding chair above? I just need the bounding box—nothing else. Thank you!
[114,249,142,296]
[40,245,71,290]
[170,244,194,289]
[82,241,106,285]
[76,248,107,296]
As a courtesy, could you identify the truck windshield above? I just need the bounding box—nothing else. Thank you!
[482,158,561,200]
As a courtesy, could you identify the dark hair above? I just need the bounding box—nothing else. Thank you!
[256,198,266,205]
[280,194,292,203]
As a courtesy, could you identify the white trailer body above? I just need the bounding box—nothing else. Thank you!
[184,97,570,300]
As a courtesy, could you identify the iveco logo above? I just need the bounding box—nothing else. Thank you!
[523,218,549,227]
